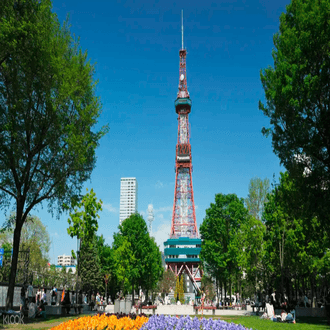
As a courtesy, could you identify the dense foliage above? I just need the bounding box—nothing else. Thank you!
[0,0,107,308]
[262,173,330,303]
[259,0,330,231]
[157,269,176,298]
[199,172,330,306]
[245,177,270,221]
[113,213,163,303]
[200,193,249,303]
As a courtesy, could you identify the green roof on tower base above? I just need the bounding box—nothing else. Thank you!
[164,237,201,247]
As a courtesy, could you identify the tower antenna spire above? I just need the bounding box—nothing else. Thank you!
[181,10,184,49]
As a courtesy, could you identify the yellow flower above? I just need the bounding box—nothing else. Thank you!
[51,314,148,330]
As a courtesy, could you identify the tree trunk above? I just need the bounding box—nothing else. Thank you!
[132,283,134,305]
[216,278,219,307]
[224,280,227,306]
[146,289,149,304]
[295,273,297,303]
[76,238,81,308]
[311,277,314,308]
[6,214,23,310]
[229,278,232,305]
[220,281,223,304]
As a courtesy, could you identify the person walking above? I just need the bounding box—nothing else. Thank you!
[36,287,42,305]
[96,292,101,310]
[304,293,309,307]
[27,282,33,304]
[51,286,57,305]
[20,286,26,312]
[61,288,65,304]
[61,289,71,314]
[271,290,277,308]
[90,292,95,311]
[42,288,47,305]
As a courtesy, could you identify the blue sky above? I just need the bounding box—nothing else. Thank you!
[5,0,290,263]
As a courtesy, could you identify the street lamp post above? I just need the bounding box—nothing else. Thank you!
[104,274,110,305]
[76,237,80,308]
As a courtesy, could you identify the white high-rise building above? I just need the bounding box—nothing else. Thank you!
[119,177,138,225]
[57,254,75,266]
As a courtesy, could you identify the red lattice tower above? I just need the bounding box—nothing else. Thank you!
[170,14,198,239]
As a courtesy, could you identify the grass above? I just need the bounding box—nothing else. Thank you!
[1,314,329,330]
[220,315,330,330]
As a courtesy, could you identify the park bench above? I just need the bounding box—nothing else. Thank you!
[97,304,106,312]
[194,306,216,315]
[251,303,265,314]
[133,305,157,315]
[45,304,84,315]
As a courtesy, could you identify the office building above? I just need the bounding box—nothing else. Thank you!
[119,177,138,225]
[57,254,75,266]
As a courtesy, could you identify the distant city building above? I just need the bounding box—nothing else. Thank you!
[119,177,138,225]
[57,254,75,266]
[147,204,154,235]
[55,265,76,274]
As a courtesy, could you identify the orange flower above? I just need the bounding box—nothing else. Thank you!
[51,314,148,330]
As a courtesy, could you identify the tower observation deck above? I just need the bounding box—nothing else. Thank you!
[164,11,202,296]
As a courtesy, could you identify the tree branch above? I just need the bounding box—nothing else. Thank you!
[0,186,17,199]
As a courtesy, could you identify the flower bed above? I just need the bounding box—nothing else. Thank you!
[51,313,252,330]
[141,315,252,330]
[50,314,148,330]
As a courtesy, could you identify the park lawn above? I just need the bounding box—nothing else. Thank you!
[219,315,330,330]
[0,314,84,330]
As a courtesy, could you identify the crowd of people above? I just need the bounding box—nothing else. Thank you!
[251,289,329,313]
[19,283,89,317]
[20,283,48,318]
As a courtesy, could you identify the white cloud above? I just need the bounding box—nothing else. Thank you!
[153,222,171,252]
[154,206,172,213]
[103,203,117,213]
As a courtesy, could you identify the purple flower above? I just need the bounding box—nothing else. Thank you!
[141,315,252,330]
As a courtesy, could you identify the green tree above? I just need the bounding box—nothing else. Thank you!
[0,0,108,308]
[67,188,102,246]
[240,215,265,299]
[113,213,161,304]
[96,235,120,301]
[96,235,111,274]
[259,0,330,231]
[200,193,248,303]
[140,237,163,302]
[245,177,270,221]
[113,237,136,298]
[157,269,176,298]
[1,214,50,283]
[67,188,103,301]
[174,276,179,301]
[79,237,102,294]
[201,275,216,302]
[179,276,185,304]
[262,172,328,300]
